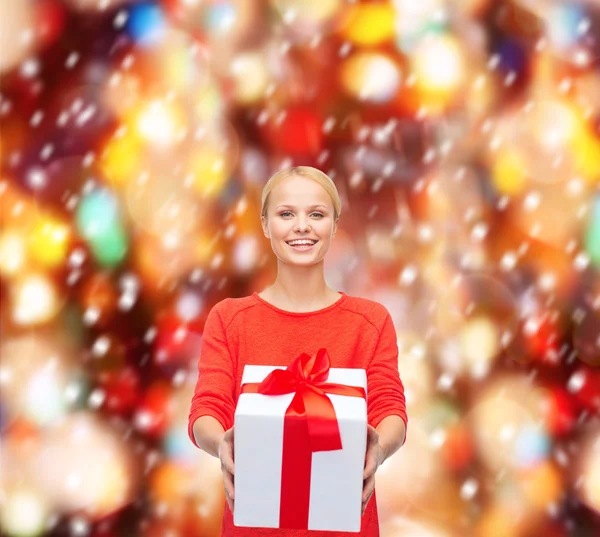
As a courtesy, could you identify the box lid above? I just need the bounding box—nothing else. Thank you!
[235,365,367,420]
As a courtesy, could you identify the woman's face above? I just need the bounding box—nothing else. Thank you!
[261,174,338,266]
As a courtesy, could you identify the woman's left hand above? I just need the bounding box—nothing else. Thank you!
[362,424,385,516]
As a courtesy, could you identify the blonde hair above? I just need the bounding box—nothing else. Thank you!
[260,166,342,222]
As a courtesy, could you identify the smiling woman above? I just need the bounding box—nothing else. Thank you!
[188,166,408,537]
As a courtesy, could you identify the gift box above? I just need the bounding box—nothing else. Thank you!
[233,348,368,532]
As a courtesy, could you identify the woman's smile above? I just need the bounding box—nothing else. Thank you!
[286,240,319,252]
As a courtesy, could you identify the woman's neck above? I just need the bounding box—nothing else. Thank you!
[259,283,340,312]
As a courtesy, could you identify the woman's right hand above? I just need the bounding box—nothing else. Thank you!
[218,426,235,511]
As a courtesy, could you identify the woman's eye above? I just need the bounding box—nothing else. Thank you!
[280,212,324,218]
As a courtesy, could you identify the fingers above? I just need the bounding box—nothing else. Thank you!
[223,471,235,511]
[361,491,373,516]
[364,425,379,480]
[362,474,374,504]
[361,475,375,516]
[221,453,235,476]
[220,438,235,476]
[223,468,235,496]
[363,451,376,480]
[361,497,372,516]
[221,427,236,512]
[225,488,234,512]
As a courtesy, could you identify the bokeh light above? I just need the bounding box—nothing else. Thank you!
[340,52,403,104]
[577,425,600,514]
[0,0,37,74]
[436,274,519,378]
[32,413,137,519]
[0,488,50,537]
[467,375,551,473]
[338,3,396,46]
[127,2,168,46]
[0,229,27,277]
[10,274,61,326]
[28,216,71,268]
[412,33,467,108]
[75,189,129,268]
[228,51,271,105]
[125,170,201,240]
[0,334,76,426]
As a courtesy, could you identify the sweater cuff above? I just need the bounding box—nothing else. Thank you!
[188,409,230,449]
[371,412,408,447]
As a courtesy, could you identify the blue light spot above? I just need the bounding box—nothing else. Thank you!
[203,2,237,33]
[496,38,527,75]
[127,2,166,46]
[514,425,551,468]
[547,4,586,49]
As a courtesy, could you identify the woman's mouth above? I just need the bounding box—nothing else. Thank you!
[286,240,318,252]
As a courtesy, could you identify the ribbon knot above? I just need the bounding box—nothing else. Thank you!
[241,349,367,452]
[295,379,307,390]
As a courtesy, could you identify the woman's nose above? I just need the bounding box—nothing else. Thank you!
[295,220,310,231]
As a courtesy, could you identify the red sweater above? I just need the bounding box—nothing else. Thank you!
[188,291,408,537]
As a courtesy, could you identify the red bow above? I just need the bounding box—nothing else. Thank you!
[240,348,366,529]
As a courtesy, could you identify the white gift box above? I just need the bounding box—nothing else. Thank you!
[233,364,368,532]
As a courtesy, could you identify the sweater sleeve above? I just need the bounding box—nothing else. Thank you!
[366,309,408,446]
[188,301,236,448]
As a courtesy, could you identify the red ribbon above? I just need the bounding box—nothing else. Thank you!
[240,348,366,529]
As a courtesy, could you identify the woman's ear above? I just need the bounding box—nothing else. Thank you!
[261,217,269,238]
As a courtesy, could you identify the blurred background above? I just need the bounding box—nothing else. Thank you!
[1,0,600,536]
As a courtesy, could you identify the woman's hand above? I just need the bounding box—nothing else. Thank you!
[218,426,235,512]
[362,424,385,516]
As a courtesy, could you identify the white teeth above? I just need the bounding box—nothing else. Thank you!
[288,241,316,246]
